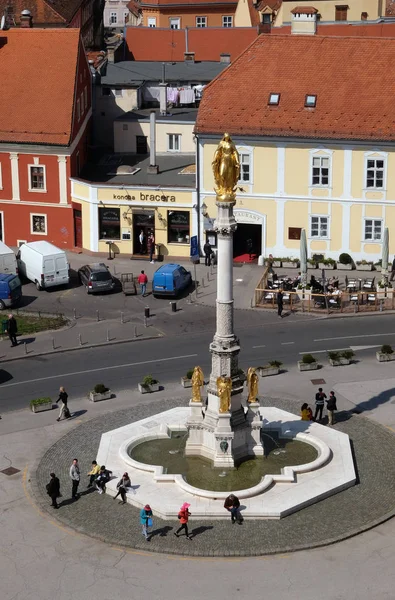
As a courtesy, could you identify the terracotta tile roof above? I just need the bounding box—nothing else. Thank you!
[140,0,236,5]
[127,0,142,17]
[386,0,395,16]
[271,21,395,35]
[290,5,318,13]
[195,34,395,142]
[126,26,258,61]
[0,0,84,24]
[0,29,81,145]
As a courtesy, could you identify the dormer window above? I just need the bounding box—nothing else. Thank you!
[268,93,280,106]
[305,94,317,108]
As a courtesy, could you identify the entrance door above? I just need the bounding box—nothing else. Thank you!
[73,209,82,247]
[133,212,155,254]
[136,136,148,154]
[233,223,262,261]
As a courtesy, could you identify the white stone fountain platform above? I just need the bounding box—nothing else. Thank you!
[96,407,356,519]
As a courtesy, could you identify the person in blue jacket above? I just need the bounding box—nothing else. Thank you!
[140,504,153,541]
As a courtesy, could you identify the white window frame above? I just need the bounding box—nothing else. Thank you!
[0,211,3,242]
[169,17,180,29]
[109,11,117,24]
[364,152,386,190]
[0,162,2,189]
[113,89,123,98]
[311,155,330,187]
[222,15,233,27]
[363,218,383,242]
[168,133,181,152]
[28,164,47,193]
[309,148,333,191]
[17,240,27,247]
[196,16,207,27]
[237,146,253,184]
[30,213,48,235]
[148,17,156,27]
[310,215,329,239]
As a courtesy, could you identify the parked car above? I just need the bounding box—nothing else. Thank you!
[17,241,69,290]
[78,263,115,294]
[152,263,192,297]
[0,241,18,275]
[0,274,22,309]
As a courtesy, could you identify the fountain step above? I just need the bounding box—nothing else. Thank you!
[230,408,247,428]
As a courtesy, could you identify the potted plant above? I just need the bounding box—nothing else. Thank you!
[89,383,112,402]
[297,354,318,371]
[272,257,282,268]
[181,369,194,388]
[283,257,300,268]
[138,374,160,394]
[337,253,354,270]
[30,397,52,413]
[328,349,354,366]
[376,344,395,362]
[319,258,336,270]
[257,360,282,377]
[356,260,374,271]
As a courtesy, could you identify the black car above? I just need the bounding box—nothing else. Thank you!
[78,263,115,294]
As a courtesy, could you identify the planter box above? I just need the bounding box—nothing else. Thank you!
[31,402,52,413]
[181,377,192,388]
[356,264,373,271]
[89,390,112,402]
[297,361,318,372]
[257,366,280,377]
[308,263,317,269]
[329,358,351,366]
[319,263,335,270]
[273,260,282,268]
[283,261,300,269]
[375,265,382,272]
[376,352,395,362]
[337,263,353,270]
[138,382,160,394]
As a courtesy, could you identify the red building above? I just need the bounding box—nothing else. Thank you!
[0,28,91,249]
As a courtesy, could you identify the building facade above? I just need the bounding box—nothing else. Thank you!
[138,0,238,28]
[103,0,141,27]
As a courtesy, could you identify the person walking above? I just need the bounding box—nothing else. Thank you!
[147,232,155,263]
[87,460,100,487]
[46,472,61,509]
[390,255,395,282]
[139,230,146,254]
[5,314,18,347]
[277,289,284,318]
[56,386,69,422]
[174,502,192,540]
[69,458,80,500]
[326,391,337,426]
[140,504,153,541]
[224,493,242,524]
[314,387,327,422]
[113,472,131,504]
[138,270,148,297]
[204,240,212,267]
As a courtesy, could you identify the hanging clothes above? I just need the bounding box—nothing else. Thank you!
[179,87,195,104]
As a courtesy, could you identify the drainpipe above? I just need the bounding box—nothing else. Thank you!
[185,27,189,53]
[195,133,201,254]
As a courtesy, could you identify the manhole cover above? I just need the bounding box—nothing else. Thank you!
[311,378,326,385]
[1,467,20,476]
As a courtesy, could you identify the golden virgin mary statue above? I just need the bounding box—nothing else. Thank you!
[217,375,232,413]
[247,367,259,403]
[212,133,240,200]
[191,366,204,402]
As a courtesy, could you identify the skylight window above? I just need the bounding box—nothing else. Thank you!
[268,93,280,106]
[305,94,317,108]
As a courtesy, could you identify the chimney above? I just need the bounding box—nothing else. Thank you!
[159,82,168,116]
[219,53,230,64]
[147,111,158,174]
[291,7,318,35]
[184,51,195,62]
[20,9,33,28]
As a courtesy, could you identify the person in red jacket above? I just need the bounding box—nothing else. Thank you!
[137,270,148,297]
[174,502,192,540]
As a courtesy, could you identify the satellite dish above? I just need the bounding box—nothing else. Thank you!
[0,16,5,30]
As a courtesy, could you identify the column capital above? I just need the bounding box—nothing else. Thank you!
[57,155,67,164]
[9,152,19,161]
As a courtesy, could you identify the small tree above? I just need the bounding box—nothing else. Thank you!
[339,253,353,265]
[381,344,394,355]
[302,354,316,364]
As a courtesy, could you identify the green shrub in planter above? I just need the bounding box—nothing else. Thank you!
[30,397,52,408]
[381,344,394,355]
[93,384,109,394]
[339,253,352,265]
[328,351,340,361]
[186,369,194,380]
[269,360,282,368]
[301,354,316,364]
[341,350,354,360]
[142,374,158,388]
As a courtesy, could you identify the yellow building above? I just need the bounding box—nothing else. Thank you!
[195,32,395,264]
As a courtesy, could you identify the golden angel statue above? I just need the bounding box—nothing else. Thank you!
[212,133,240,199]
[191,366,204,402]
[247,367,259,403]
[217,375,232,413]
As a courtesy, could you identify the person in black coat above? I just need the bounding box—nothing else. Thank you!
[277,290,284,318]
[56,386,69,421]
[204,240,212,267]
[6,314,17,347]
[46,472,61,509]
[390,256,395,282]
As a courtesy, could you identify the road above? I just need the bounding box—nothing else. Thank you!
[1,312,395,412]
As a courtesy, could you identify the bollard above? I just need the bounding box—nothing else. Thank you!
[73,308,77,320]
[107,329,110,342]
[201,277,205,288]
[38,311,41,319]
[380,300,383,312]
[121,312,124,324]
[187,293,191,304]
[170,301,177,313]
[96,310,100,322]
[52,338,55,350]
[78,334,82,346]
[24,342,27,355]
[134,326,138,338]
[144,316,147,328]
[144,306,150,319]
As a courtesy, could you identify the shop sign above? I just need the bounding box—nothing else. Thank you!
[112,192,176,202]
[234,211,262,224]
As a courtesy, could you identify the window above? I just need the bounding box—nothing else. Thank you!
[113,89,123,97]
[196,16,207,27]
[122,228,131,240]
[366,158,384,189]
[222,15,233,27]
[31,214,47,235]
[168,211,190,243]
[17,240,27,247]
[29,166,46,191]
[148,17,156,27]
[312,156,329,186]
[124,11,129,23]
[288,227,302,240]
[335,5,348,20]
[268,93,280,106]
[239,153,251,183]
[0,213,3,241]
[169,17,180,29]
[310,216,329,238]
[99,208,121,240]
[305,94,317,108]
[364,219,382,241]
[168,133,181,152]
[110,11,117,24]
[0,163,2,189]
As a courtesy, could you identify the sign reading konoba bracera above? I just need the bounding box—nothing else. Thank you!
[112,192,176,202]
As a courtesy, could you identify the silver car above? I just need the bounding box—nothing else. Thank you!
[78,263,115,294]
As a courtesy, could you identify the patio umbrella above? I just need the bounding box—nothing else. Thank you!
[382,227,389,284]
[300,228,307,286]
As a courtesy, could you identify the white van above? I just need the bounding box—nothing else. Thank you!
[0,241,17,275]
[17,241,69,290]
